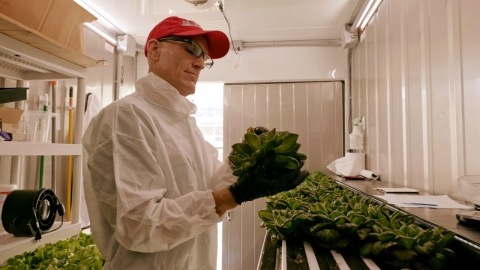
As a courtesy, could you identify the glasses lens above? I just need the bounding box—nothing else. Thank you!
[160,38,214,68]
[191,40,214,69]
[190,41,203,58]
[204,55,213,68]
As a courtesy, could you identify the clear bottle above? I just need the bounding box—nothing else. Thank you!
[349,117,364,150]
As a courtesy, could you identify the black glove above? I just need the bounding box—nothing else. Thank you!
[252,126,269,135]
[228,150,310,205]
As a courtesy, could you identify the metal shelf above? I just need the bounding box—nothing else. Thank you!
[0,222,82,265]
[0,142,82,156]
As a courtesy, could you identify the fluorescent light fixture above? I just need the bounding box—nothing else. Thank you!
[74,0,124,34]
[350,0,384,31]
[84,23,117,45]
[360,0,384,30]
[351,0,374,30]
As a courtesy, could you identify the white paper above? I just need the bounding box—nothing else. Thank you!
[382,194,472,209]
[326,153,365,176]
[375,188,419,193]
[360,169,380,180]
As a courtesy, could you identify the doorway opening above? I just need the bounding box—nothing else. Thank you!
[189,82,224,270]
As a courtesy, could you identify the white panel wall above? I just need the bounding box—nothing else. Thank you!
[222,81,344,270]
[350,0,480,197]
[137,46,348,84]
[137,44,351,157]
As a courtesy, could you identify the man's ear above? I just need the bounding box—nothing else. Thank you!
[146,39,161,58]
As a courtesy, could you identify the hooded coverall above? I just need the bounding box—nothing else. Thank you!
[83,72,236,269]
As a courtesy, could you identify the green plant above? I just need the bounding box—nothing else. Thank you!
[258,172,456,270]
[0,232,104,270]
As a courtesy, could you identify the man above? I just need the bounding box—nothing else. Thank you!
[83,16,308,269]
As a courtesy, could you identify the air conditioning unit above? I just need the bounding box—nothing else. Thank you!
[340,24,358,49]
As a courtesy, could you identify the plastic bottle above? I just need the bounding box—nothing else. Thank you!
[0,184,17,234]
[349,117,364,150]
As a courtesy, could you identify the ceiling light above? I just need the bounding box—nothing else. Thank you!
[351,0,374,30]
[360,0,384,30]
[184,0,218,9]
[84,23,117,45]
[350,0,384,32]
[74,0,124,35]
[184,0,209,6]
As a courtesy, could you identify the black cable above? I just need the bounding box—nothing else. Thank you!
[218,0,239,55]
[32,193,65,240]
[347,48,353,135]
[48,197,66,234]
[47,214,64,234]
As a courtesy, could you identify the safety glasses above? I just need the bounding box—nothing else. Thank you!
[158,37,214,69]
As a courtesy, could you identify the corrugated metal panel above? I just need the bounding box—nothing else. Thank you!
[222,81,343,269]
[459,0,480,177]
[350,0,480,197]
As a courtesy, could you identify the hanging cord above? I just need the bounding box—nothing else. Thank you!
[33,193,66,241]
[218,0,239,55]
[346,47,354,153]
[347,47,353,135]
[46,213,64,234]
[33,212,64,241]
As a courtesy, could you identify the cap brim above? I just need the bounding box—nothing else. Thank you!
[174,30,230,59]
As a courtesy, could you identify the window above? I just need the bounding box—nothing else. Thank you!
[188,82,224,160]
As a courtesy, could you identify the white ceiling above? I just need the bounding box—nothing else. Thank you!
[80,0,360,47]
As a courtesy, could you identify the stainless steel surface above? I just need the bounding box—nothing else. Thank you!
[334,176,480,246]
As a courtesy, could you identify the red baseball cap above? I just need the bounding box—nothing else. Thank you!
[144,16,230,59]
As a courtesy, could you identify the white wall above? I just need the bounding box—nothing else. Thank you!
[350,0,480,198]
[137,44,350,144]
[137,46,348,83]
[137,45,349,144]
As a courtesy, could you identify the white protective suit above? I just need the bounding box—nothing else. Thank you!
[82,72,237,270]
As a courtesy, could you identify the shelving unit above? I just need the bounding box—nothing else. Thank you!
[0,88,27,103]
[0,15,106,264]
[0,142,82,156]
[0,13,106,70]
